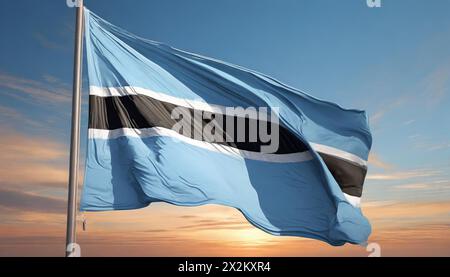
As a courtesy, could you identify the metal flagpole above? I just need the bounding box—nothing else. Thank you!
[65,0,84,257]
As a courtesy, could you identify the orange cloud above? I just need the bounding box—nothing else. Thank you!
[1,199,450,256]
[369,96,409,126]
[362,201,450,222]
[366,168,441,181]
[0,189,65,214]
[368,153,393,170]
[393,180,450,191]
[0,129,68,187]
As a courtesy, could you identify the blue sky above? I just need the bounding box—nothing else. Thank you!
[0,0,449,256]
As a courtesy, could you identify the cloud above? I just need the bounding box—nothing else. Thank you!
[0,189,65,214]
[415,141,450,151]
[368,153,393,170]
[33,32,70,52]
[408,134,421,140]
[0,104,67,137]
[408,132,450,152]
[369,96,409,126]
[0,105,43,128]
[0,73,71,104]
[393,183,429,190]
[361,200,398,208]
[393,180,450,191]
[363,201,450,223]
[422,65,450,106]
[366,61,450,135]
[178,219,249,231]
[403,119,415,125]
[1,131,66,161]
[0,199,449,256]
[369,110,386,125]
[366,168,441,181]
[0,105,23,121]
[0,130,68,187]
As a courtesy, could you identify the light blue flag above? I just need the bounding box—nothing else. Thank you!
[81,8,372,246]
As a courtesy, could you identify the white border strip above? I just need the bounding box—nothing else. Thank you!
[309,143,367,168]
[343,193,361,208]
[88,127,313,163]
[90,86,267,121]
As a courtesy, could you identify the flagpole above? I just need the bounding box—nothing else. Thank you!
[66,0,84,257]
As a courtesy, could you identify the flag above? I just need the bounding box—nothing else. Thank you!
[81,8,372,246]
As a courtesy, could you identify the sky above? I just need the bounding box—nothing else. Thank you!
[0,0,449,256]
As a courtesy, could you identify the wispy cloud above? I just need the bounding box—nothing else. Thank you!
[368,153,393,170]
[422,65,450,106]
[363,201,450,224]
[178,219,249,231]
[369,96,409,126]
[409,134,450,152]
[0,188,65,214]
[361,200,398,208]
[33,31,71,52]
[408,134,421,140]
[393,183,430,190]
[0,103,73,144]
[415,141,450,151]
[365,63,450,127]
[0,104,49,129]
[403,119,415,125]
[393,180,450,191]
[366,168,441,181]
[1,199,449,257]
[0,73,71,104]
[0,130,67,188]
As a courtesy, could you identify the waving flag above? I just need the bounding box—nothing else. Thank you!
[81,8,372,246]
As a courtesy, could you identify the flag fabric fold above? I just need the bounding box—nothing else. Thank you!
[81,8,372,246]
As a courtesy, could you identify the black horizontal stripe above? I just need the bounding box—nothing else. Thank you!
[89,94,366,196]
[319,153,366,197]
[89,94,308,154]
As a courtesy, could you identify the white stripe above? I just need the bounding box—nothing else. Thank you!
[90,86,266,121]
[90,86,367,167]
[88,127,313,163]
[309,143,367,168]
[343,193,361,208]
